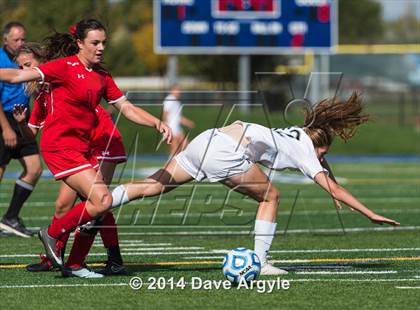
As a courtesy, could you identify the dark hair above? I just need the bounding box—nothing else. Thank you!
[303,92,370,147]
[43,18,106,60]
[3,21,25,39]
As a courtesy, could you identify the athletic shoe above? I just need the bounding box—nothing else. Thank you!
[26,254,54,272]
[61,265,104,278]
[38,228,62,267]
[0,217,34,238]
[98,261,127,276]
[78,219,99,235]
[260,262,288,275]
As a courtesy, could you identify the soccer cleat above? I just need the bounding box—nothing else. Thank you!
[38,228,63,267]
[26,254,54,272]
[260,262,288,275]
[0,217,34,238]
[78,219,100,235]
[61,265,104,278]
[98,261,127,276]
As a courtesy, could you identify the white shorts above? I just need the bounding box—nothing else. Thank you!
[175,129,253,182]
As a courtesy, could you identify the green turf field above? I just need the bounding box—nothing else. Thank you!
[0,160,419,309]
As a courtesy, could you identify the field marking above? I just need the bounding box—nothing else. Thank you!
[109,226,420,235]
[395,286,420,289]
[295,270,399,275]
[2,279,420,290]
[0,283,128,289]
[11,207,420,221]
[2,256,420,270]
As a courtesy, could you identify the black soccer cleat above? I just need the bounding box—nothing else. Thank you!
[0,217,34,238]
[38,228,63,268]
[98,261,127,276]
[26,254,55,272]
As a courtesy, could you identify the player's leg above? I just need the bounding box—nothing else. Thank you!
[40,168,112,267]
[27,182,78,272]
[220,164,287,275]
[120,158,194,203]
[0,154,42,237]
[66,161,125,276]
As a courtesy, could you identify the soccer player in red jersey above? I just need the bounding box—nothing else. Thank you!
[0,19,172,268]
[13,42,129,277]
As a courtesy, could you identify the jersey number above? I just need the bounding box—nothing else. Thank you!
[273,128,301,141]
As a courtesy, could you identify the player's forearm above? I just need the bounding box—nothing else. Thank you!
[0,68,40,83]
[332,186,375,218]
[122,103,161,129]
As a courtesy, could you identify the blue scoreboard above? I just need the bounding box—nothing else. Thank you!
[154,0,337,54]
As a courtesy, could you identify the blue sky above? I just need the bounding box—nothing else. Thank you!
[375,0,420,20]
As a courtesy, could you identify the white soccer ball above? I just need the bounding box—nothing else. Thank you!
[222,247,261,283]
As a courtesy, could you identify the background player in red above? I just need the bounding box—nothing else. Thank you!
[0,18,172,268]
[12,42,127,277]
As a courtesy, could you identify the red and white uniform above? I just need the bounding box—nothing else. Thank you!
[34,55,126,179]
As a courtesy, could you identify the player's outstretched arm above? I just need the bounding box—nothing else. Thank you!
[320,158,343,210]
[112,98,172,144]
[0,68,41,83]
[314,172,400,226]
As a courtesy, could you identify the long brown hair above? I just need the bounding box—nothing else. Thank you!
[303,92,369,147]
[43,18,106,60]
[15,42,46,95]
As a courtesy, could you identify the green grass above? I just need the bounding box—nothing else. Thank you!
[0,160,419,309]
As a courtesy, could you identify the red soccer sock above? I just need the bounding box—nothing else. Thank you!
[65,229,96,269]
[47,201,93,238]
[99,212,119,248]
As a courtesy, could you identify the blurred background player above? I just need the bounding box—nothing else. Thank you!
[0,22,42,238]
[163,84,195,156]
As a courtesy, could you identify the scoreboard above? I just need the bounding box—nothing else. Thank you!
[154,0,337,54]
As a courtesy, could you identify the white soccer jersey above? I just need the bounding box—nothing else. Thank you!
[163,94,182,135]
[240,122,324,179]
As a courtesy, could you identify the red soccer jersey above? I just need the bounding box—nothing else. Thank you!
[35,55,125,152]
[28,84,51,129]
[91,105,123,146]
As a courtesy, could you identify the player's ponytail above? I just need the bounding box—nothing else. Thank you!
[43,18,106,60]
[303,92,369,147]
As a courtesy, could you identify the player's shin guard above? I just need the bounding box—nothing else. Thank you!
[254,220,277,263]
[47,201,93,238]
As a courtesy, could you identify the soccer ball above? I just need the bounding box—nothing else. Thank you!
[222,247,261,283]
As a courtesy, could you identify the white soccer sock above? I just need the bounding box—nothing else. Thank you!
[111,185,130,209]
[254,219,277,263]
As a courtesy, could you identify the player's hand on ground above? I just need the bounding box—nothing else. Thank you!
[13,104,27,123]
[158,121,172,144]
[369,214,400,226]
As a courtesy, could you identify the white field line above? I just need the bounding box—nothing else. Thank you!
[93,243,173,247]
[0,283,128,289]
[15,208,420,221]
[110,226,420,235]
[118,247,205,251]
[270,248,420,254]
[395,286,420,289]
[8,226,420,237]
[295,270,398,275]
[1,279,420,289]
[1,197,418,209]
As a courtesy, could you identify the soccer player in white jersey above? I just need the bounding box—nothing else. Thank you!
[32,92,400,272]
[163,84,195,156]
[108,92,399,276]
